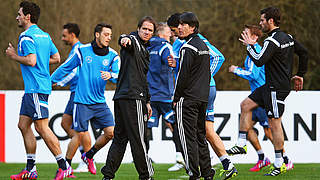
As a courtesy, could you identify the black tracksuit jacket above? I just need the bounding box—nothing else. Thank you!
[247,28,308,91]
[113,31,151,102]
[173,33,210,103]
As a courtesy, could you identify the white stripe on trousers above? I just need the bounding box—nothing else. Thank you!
[32,93,42,119]
[176,97,193,176]
[271,91,279,118]
[136,100,154,177]
[73,104,78,127]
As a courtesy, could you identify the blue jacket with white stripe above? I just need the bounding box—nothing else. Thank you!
[233,43,265,92]
[147,36,175,102]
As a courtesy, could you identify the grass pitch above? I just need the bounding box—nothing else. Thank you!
[0,163,319,179]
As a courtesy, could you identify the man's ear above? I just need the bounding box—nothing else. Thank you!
[95,32,100,39]
[268,18,274,26]
[25,14,31,21]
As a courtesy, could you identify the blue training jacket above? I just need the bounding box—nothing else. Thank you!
[51,41,82,92]
[147,36,175,102]
[18,25,58,94]
[233,43,265,92]
[51,43,120,104]
[172,34,225,86]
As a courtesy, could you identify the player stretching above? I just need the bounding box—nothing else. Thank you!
[6,1,72,179]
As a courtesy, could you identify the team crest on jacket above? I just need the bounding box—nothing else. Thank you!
[144,114,148,122]
[102,59,109,66]
[86,56,93,63]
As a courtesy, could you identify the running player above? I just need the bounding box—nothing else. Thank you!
[235,7,308,176]
[6,1,72,179]
[51,23,119,175]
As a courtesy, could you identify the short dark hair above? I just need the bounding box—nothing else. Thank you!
[137,16,156,33]
[179,12,199,34]
[19,1,40,24]
[260,7,281,26]
[245,24,262,38]
[167,13,181,28]
[94,23,112,38]
[63,23,80,38]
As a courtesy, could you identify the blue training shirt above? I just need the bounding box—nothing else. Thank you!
[147,36,175,102]
[51,41,82,92]
[18,25,58,94]
[233,43,265,92]
[51,43,120,104]
[172,34,225,86]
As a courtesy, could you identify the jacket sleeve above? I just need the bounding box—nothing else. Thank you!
[118,34,134,50]
[209,46,225,77]
[233,56,260,81]
[51,48,81,84]
[246,39,278,67]
[108,55,120,83]
[293,39,308,77]
[173,47,194,102]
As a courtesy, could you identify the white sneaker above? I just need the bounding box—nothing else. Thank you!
[74,160,89,172]
[168,163,184,171]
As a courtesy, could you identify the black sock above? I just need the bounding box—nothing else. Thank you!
[86,146,98,159]
[57,159,67,170]
[283,156,289,164]
[26,159,35,171]
[79,149,85,155]
[258,153,265,161]
[66,158,72,166]
[221,158,231,170]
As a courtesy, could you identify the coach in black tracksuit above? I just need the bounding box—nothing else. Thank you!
[101,16,156,180]
[238,7,308,176]
[173,12,215,180]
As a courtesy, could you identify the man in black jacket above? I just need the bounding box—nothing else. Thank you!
[228,7,308,177]
[173,12,215,180]
[101,16,156,180]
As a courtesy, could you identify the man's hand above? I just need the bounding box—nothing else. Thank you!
[5,43,17,59]
[120,37,131,47]
[229,65,238,73]
[239,30,256,46]
[167,54,176,67]
[291,75,304,91]
[146,103,152,119]
[101,71,111,80]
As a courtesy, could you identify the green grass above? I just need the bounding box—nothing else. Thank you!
[0,163,319,180]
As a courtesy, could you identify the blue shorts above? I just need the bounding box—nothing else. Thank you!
[20,93,49,120]
[73,103,115,132]
[206,86,216,122]
[147,101,175,128]
[252,107,269,128]
[64,91,75,115]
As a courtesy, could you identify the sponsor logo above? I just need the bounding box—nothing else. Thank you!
[268,111,273,116]
[102,59,109,66]
[33,113,37,118]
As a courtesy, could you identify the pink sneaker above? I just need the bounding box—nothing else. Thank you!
[81,153,96,175]
[54,168,65,180]
[286,160,294,170]
[10,167,38,180]
[66,165,76,178]
[250,157,271,172]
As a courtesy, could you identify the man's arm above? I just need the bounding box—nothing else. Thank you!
[6,43,37,66]
[49,52,60,64]
[291,38,308,91]
[246,40,277,67]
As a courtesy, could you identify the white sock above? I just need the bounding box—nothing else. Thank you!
[274,152,283,168]
[257,149,264,155]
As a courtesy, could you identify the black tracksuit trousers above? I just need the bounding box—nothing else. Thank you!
[175,97,213,179]
[102,99,154,180]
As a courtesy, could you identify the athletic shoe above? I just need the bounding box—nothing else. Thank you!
[264,163,287,176]
[81,152,96,175]
[286,160,294,170]
[203,168,216,180]
[250,157,271,172]
[168,163,184,171]
[74,160,89,173]
[10,166,38,180]
[217,166,238,180]
[66,165,76,178]
[226,145,247,155]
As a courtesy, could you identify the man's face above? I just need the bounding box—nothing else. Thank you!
[61,29,73,46]
[138,21,154,42]
[259,14,270,33]
[96,27,112,47]
[159,26,172,42]
[178,23,195,38]
[16,7,27,28]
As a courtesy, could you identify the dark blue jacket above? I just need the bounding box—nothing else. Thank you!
[147,37,175,102]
